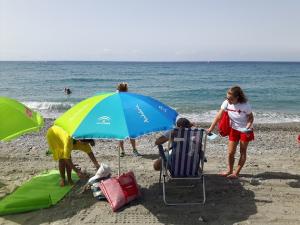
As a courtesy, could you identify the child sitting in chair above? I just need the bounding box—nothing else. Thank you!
[153,118,193,171]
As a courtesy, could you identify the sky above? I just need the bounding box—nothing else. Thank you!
[0,0,300,61]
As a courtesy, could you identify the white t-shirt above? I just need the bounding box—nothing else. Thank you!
[221,100,252,131]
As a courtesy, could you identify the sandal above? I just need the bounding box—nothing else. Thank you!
[132,149,142,157]
[227,173,239,179]
[219,171,231,177]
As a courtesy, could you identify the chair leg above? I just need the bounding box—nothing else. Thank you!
[162,176,206,206]
[202,175,206,205]
[159,168,162,185]
[159,168,163,195]
[162,175,166,204]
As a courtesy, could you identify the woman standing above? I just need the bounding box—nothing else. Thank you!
[208,86,254,178]
[116,82,141,157]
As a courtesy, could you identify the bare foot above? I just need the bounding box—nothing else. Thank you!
[219,171,232,177]
[68,179,74,185]
[60,179,66,187]
[227,173,239,179]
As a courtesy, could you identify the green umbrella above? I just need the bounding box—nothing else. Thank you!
[0,97,44,141]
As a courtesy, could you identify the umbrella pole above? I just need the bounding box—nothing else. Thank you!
[118,145,121,176]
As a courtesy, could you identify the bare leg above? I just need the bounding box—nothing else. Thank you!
[130,139,136,150]
[58,159,66,187]
[220,141,238,176]
[231,141,249,177]
[153,158,162,171]
[87,152,100,170]
[130,139,141,156]
[119,141,125,154]
[66,160,73,185]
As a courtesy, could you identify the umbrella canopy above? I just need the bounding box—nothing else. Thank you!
[55,92,178,140]
[0,97,44,141]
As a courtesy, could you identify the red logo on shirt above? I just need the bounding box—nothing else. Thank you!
[228,108,245,114]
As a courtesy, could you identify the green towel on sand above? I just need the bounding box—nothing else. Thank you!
[0,170,79,215]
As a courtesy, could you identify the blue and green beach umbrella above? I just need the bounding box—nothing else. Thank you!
[55,92,178,140]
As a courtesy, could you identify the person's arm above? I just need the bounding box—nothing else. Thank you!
[155,136,169,146]
[74,139,99,170]
[87,152,100,170]
[79,139,95,146]
[246,112,254,129]
[207,108,225,133]
[62,137,86,178]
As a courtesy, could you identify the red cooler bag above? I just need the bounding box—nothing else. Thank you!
[99,171,140,211]
[218,111,230,137]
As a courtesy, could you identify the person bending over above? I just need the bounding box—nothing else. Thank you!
[47,125,100,186]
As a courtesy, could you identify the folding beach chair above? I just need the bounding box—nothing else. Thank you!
[158,128,207,205]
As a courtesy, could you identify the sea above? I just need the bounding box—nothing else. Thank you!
[0,61,299,123]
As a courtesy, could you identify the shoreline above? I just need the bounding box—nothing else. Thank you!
[44,118,300,132]
[31,109,300,126]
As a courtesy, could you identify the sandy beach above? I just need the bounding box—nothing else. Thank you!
[0,119,300,225]
[2,0,300,224]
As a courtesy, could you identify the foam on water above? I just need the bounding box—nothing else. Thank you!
[180,111,300,124]
[23,101,74,111]
[23,101,73,118]
[24,101,300,124]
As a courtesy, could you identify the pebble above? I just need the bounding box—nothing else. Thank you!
[250,178,262,186]
[198,216,207,222]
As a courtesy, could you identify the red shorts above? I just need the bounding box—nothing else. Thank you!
[229,128,254,142]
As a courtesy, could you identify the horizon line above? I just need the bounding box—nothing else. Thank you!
[1,60,300,63]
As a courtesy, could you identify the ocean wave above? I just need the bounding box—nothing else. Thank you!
[180,111,300,124]
[55,78,142,83]
[23,101,73,111]
[23,101,300,124]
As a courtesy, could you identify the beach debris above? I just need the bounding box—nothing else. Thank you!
[254,197,272,204]
[250,178,262,186]
[198,215,207,222]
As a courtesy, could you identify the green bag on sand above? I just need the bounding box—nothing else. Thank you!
[0,170,79,216]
